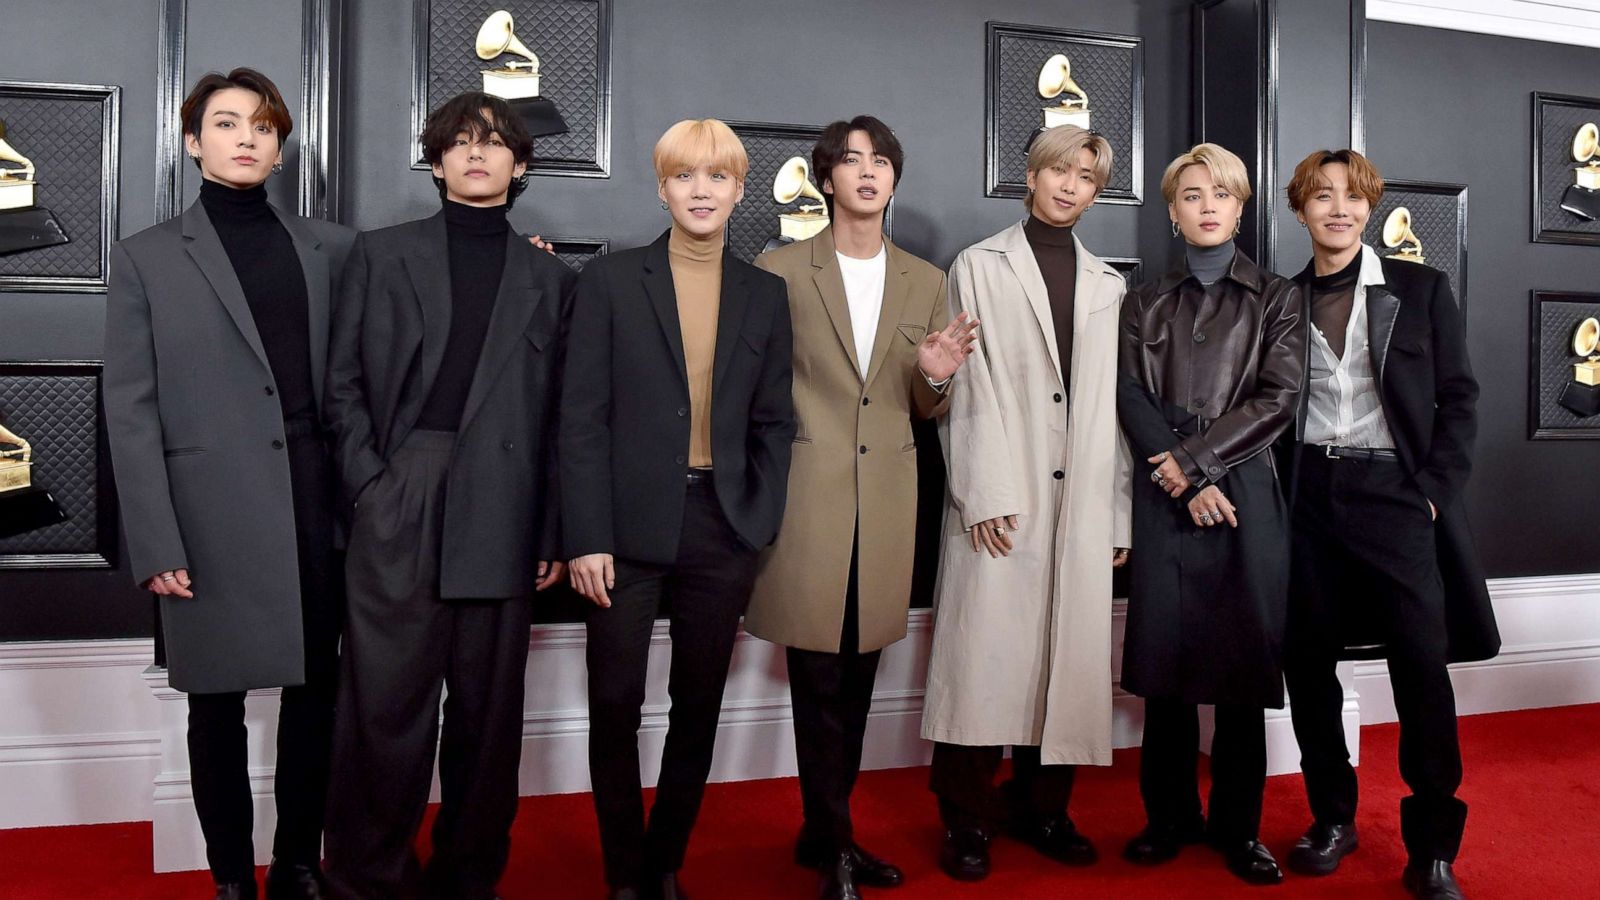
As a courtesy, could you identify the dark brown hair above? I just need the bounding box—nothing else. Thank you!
[811,116,904,217]
[1285,148,1384,212]
[419,92,535,206]
[180,68,293,170]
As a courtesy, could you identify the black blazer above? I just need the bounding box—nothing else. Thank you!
[323,211,577,598]
[1279,251,1499,663]
[560,229,796,564]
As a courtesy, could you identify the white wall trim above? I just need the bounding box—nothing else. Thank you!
[1368,0,1600,49]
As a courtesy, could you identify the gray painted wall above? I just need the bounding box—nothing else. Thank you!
[1367,22,1600,577]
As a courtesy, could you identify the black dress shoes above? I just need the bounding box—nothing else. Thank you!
[214,883,257,900]
[794,834,904,888]
[817,850,863,900]
[1011,814,1098,866]
[1122,819,1206,865]
[264,860,326,900]
[1403,859,1467,899]
[659,871,688,900]
[1214,839,1285,886]
[1287,821,1359,876]
[938,827,991,882]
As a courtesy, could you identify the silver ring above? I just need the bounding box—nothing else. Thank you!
[161,574,176,581]
[1200,514,1213,523]
[993,526,1006,535]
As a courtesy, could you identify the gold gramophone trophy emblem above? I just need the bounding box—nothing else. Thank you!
[0,421,31,494]
[1558,315,1600,417]
[1382,207,1425,265]
[0,118,70,256]
[1560,122,1600,221]
[1038,53,1091,130]
[773,156,829,243]
[476,10,541,100]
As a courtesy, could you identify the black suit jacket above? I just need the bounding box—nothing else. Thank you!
[1278,250,1499,663]
[324,211,577,598]
[560,229,796,564]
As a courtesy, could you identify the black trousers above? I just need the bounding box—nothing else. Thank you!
[785,539,883,850]
[585,475,760,889]
[323,431,533,900]
[1285,450,1466,862]
[929,743,1077,833]
[187,426,342,885]
[1138,699,1265,842]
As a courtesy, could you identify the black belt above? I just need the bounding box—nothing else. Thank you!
[1316,444,1399,462]
[685,467,714,485]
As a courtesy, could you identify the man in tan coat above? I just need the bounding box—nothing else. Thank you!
[745,115,977,900]
[920,125,1132,883]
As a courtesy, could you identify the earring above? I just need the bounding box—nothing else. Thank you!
[1298,220,1307,228]
[1171,222,1179,237]
[1234,219,1241,236]
[189,153,200,160]
[661,202,669,211]
[271,161,283,174]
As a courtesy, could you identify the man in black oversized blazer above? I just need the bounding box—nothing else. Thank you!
[560,118,795,900]
[1277,150,1498,900]
[321,93,576,900]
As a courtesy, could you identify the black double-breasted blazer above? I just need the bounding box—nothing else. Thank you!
[323,211,577,599]
[559,229,795,564]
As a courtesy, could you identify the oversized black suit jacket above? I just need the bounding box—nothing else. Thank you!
[560,229,796,564]
[323,210,577,598]
[1277,251,1500,663]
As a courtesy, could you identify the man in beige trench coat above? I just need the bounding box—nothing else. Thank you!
[920,125,1133,883]
[744,115,978,900]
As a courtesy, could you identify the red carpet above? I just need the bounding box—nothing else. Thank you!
[5,704,1597,898]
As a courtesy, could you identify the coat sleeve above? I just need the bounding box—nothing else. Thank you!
[559,262,617,558]
[911,272,954,420]
[1173,281,1307,487]
[537,262,579,560]
[103,242,187,586]
[743,275,798,547]
[322,233,387,510]
[943,253,1022,530]
[1412,270,1478,508]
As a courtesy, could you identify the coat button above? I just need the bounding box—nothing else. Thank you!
[1194,398,1206,408]
[677,407,687,417]
[1053,393,1063,403]
[1193,332,1207,343]
[862,397,870,406]
[1208,465,1222,475]
[271,439,284,450]
[859,445,868,454]
[675,455,686,465]
[1053,470,1064,480]
[503,441,514,450]
[264,386,275,396]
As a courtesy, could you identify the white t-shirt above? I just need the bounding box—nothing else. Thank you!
[836,246,887,377]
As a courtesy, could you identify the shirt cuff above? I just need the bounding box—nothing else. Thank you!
[921,369,952,393]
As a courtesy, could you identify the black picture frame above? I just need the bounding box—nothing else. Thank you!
[544,236,608,271]
[985,21,1144,205]
[1528,291,1600,440]
[0,81,120,293]
[1361,179,1469,311]
[1531,91,1600,246]
[410,0,612,178]
[0,361,116,569]
[1104,256,1144,289]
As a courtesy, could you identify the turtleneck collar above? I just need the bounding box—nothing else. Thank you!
[1023,214,1076,248]
[1185,239,1236,286]
[668,222,724,265]
[443,198,510,236]
[199,178,273,222]
[1309,248,1362,291]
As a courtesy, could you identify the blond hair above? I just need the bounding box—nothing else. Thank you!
[1160,143,1252,205]
[1024,125,1113,208]
[652,118,749,183]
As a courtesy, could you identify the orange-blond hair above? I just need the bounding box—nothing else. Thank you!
[1285,149,1384,212]
[652,118,749,183]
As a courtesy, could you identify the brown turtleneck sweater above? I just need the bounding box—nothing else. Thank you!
[1024,214,1077,394]
[669,224,723,468]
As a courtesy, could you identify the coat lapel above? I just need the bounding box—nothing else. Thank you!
[711,250,751,395]
[641,232,689,388]
[808,228,860,377]
[402,213,454,399]
[862,239,914,390]
[458,232,543,433]
[181,201,271,373]
[273,208,329,410]
[997,221,1064,390]
[1367,284,1401,388]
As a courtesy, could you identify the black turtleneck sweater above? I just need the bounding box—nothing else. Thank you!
[1308,251,1362,360]
[200,179,315,423]
[1024,214,1077,394]
[416,199,510,431]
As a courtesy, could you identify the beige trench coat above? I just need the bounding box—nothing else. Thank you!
[744,228,950,653]
[920,220,1132,766]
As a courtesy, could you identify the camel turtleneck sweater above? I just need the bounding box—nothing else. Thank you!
[668,224,723,469]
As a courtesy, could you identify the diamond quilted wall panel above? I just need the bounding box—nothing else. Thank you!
[0,366,105,557]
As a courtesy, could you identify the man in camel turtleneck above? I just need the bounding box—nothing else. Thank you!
[322,92,576,900]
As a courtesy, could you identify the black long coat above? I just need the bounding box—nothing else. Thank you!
[1117,251,1306,708]
[1276,253,1500,663]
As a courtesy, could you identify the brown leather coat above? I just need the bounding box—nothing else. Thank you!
[1118,249,1305,485]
